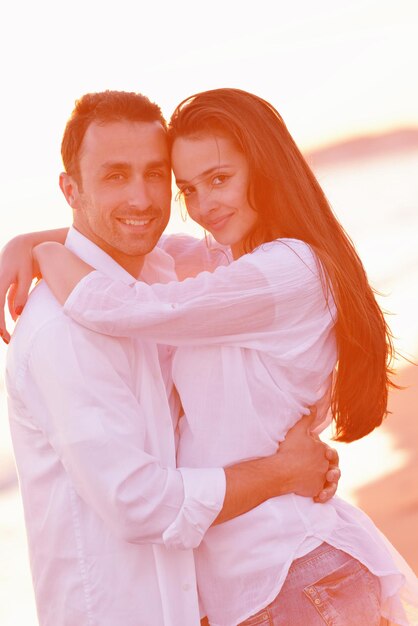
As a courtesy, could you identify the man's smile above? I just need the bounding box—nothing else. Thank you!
[118,217,153,226]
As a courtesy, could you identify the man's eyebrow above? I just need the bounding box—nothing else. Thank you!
[176,164,230,186]
[99,159,170,171]
[99,161,131,171]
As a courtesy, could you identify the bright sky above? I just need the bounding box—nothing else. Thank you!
[0,0,417,241]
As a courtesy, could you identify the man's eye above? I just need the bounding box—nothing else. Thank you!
[147,170,163,179]
[107,173,125,181]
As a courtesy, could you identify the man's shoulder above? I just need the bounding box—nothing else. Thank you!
[14,281,66,334]
[7,282,82,369]
[8,280,134,373]
[5,282,67,387]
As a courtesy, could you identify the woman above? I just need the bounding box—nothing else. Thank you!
[5,89,418,625]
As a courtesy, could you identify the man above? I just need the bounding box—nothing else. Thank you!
[3,91,338,625]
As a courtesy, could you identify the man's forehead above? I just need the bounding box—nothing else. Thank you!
[80,119,169,156]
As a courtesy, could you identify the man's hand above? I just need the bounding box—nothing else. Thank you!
[215,414,340,525]
[315,446,340,503]
[0,235,37,343]
[278,414,339,501]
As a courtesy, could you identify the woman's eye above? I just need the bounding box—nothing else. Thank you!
[175,187,193,203]
[181,186,195,197]
[212,175,227,186]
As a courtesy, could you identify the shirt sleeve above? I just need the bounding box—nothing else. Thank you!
[64,239,332,348]
[24,316,225,549]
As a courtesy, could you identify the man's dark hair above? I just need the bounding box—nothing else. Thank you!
[61,90,166,183]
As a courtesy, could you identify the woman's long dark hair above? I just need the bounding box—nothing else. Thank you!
[168,88,396,442]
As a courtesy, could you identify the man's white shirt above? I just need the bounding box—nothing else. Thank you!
[6,227,225,626]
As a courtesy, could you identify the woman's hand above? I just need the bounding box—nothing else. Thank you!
[33,242,94,305]
[0,235,40,343]
[0,228,69,343]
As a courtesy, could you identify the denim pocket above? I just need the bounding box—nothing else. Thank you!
[238,607,271,625]
[303,557,381,626]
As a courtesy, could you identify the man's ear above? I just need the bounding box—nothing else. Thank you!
[59,172,81,209]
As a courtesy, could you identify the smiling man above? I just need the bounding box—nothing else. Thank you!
[4,91,338,626]
[64,116,172,272]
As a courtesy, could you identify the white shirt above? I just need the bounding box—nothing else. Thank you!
[6,228,226,626]
[63,235,418,626]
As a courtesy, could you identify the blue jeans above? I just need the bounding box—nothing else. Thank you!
[238,542,382,626]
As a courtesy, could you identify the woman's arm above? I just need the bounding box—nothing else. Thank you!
[33,242,94,302]
[34,239,332,349]
[33,242,341,503]
[0,228,69,342]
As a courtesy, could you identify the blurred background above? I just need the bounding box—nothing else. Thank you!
[1,1,417,623]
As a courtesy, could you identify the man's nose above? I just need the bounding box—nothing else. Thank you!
[127,178,152,208]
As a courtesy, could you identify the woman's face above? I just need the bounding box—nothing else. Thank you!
[171,134,258,258]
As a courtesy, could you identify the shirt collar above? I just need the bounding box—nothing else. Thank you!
[65,227,177,286]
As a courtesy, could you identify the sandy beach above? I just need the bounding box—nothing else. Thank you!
[356,363,418,573]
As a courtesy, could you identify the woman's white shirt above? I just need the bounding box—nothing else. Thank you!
[64,237,417,626]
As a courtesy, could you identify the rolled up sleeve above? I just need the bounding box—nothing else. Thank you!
[163,467,226,549]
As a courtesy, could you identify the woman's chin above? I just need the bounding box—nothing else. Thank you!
[209,233,233,248]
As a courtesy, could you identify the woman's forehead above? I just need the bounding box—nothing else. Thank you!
[171,134,245,181]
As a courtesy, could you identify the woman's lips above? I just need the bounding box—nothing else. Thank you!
[206,213,233,231]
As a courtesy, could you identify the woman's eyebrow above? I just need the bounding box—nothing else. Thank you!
[176,164,230,186]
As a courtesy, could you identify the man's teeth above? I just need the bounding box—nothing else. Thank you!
[120,218,151,226]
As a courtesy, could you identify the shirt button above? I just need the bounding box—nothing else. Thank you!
[307,587,315,595]
[182,583,191,591]
[314,599,321,605]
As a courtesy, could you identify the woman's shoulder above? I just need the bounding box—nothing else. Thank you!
[250,238,317,270]
[255,237,312,254]
[240,239,326,293]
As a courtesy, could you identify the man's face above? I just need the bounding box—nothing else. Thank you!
[63,120,171,275]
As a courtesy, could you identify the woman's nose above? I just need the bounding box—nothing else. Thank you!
[195,187,219,214]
